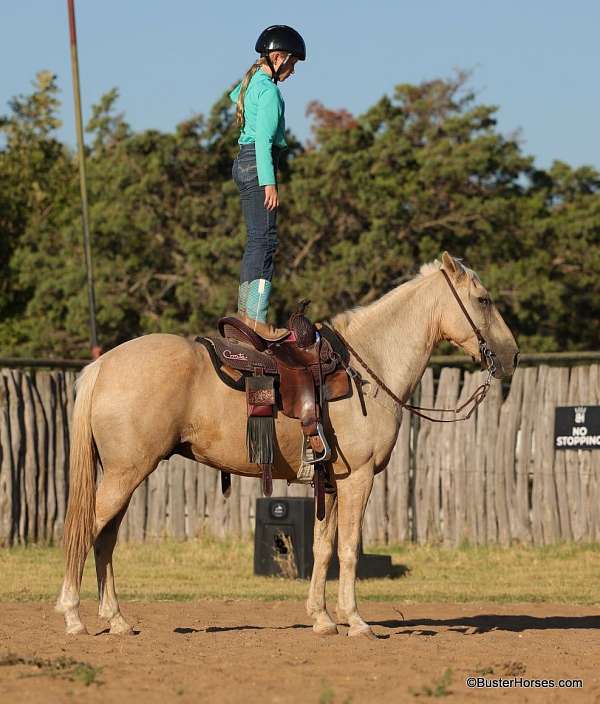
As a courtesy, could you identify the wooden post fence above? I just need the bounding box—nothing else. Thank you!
[1,363,599,546]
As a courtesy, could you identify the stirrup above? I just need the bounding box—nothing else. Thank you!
[302,423,331,464]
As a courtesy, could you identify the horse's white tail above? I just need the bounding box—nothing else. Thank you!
[63,360,102,585]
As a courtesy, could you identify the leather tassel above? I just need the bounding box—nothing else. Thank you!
[246,415,275,465]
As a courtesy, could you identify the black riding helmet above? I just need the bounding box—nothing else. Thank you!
[255,25,306,84]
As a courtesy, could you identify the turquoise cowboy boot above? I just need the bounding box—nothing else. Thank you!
[243,279,288,340]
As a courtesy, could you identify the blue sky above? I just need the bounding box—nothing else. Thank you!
[2,0,599,169]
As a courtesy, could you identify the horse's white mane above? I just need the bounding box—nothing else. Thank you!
[418,258,481,284]
[333,255,481,332]
[418,260,442,278]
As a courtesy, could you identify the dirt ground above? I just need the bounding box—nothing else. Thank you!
[1,600,599,703]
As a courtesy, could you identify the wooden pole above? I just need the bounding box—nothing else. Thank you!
[67,0,101,359]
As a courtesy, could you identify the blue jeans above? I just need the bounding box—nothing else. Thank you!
[232,144,280,284]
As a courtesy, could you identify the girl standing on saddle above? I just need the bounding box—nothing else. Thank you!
[230,25,306,340]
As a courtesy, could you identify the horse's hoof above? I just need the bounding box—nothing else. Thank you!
[66,623,88,636]
[347,624,376,639]
[313,623,339,636]
[108,615,134,635]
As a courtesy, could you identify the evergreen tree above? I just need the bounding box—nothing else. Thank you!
[0,72,597,357]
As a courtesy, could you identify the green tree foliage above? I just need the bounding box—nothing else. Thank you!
[0,71,76,352]
[0,71,598,357]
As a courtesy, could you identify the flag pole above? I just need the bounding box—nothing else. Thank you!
[67,0,101,359]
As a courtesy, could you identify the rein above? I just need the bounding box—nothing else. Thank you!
[330,271,497,424]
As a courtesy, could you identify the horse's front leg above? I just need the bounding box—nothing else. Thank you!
[335,464,375,638]
[306,490,338,635]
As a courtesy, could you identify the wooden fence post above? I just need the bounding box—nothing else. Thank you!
[0,373,13,545]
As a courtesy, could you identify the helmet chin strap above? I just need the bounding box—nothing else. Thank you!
[264,53,291,85]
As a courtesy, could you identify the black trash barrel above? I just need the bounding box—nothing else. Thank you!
[254,496,392,579]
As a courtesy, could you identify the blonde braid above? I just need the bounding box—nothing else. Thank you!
[236,58,267,129]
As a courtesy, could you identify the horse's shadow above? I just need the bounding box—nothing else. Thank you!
[174,614,600,638]
[372,614,600,636]
[174,624,311,634]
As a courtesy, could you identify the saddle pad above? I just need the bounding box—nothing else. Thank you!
[204,335,278,374]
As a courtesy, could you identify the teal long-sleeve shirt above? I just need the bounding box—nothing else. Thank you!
[229,69,287,186]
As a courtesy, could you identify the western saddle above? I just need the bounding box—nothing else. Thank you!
[198,303,351,519]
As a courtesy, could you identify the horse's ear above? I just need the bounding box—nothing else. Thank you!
[441,252,466,281]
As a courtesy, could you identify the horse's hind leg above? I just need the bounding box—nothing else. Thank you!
[57,551,91,634]
[94,502,132,635]
[306,491,339,635]
[91,465,151,634]
[58,468,138,635]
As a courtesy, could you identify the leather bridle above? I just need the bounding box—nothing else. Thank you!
[440,269,498,377]
[330,270,498,423]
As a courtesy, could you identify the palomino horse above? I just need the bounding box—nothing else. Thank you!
[57,253,518,637]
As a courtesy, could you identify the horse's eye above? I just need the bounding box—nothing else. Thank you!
[479,297,491,307]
